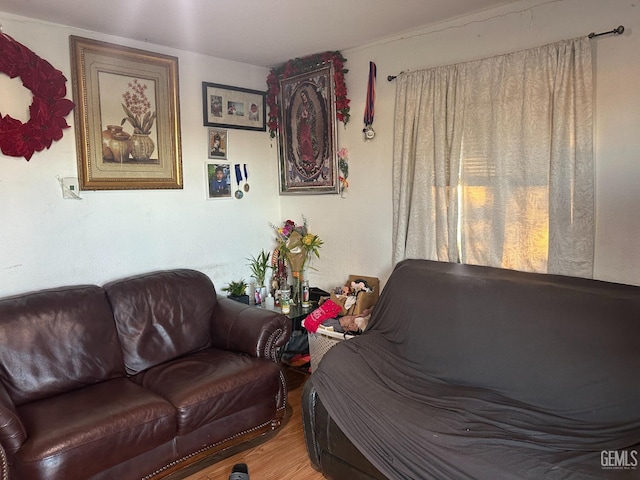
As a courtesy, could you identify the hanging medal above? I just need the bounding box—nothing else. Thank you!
[234,164,244,199]
[243,163,250,192]
[363,61,376,140]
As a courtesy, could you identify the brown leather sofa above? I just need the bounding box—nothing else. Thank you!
[0,268,291,480]
[302,259,640,479]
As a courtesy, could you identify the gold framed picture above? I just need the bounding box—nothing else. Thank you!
[69,36,183,190]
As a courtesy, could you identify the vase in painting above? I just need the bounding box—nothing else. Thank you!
[130,133,155,162]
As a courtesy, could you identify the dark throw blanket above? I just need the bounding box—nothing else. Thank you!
[311,259,640,479]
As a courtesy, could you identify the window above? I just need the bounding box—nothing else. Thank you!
[392,37,594,277]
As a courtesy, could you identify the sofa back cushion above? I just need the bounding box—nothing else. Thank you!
[104,269,216,375]
[0,286,125,406]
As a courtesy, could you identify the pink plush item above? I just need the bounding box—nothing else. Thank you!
[304,299,342,333]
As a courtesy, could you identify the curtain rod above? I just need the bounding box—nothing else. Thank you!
[387,25,625,82]
[588,25,624,38]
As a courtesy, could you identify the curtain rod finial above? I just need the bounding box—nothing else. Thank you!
[588,25,624,38]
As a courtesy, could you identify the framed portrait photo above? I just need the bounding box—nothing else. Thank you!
[277,64,339,194]
[208,128,228,160]
[205,162,232,199]
[202,82,266,131]
[69,36,183,190]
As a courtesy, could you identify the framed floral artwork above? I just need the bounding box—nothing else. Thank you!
[277,64,339,194]
[69,36,183,190]
[202,82,265,131]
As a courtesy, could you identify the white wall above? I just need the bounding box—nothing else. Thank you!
[0,13,281,296]
[2,0,640,298]
[320,0,640,288]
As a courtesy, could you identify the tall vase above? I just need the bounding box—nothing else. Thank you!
[130,133,155,162]
[291,270,302,305]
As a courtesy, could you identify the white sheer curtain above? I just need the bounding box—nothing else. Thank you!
[392,37,594,277]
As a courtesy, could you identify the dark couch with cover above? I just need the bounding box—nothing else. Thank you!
[302,259,640,479]
[0,268,291,479]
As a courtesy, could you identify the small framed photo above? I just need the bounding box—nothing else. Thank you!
[208,128,228,160]
[206,162,232,199]
[202,82,266,131]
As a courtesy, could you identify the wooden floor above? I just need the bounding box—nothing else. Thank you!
[182,367,326,480]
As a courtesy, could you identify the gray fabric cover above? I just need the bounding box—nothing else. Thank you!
[311,259,640,479]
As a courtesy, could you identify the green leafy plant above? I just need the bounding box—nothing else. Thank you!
[247,249,271,287]
[222,279,248,297]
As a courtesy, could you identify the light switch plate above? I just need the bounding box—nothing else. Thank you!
[62,177,80,199]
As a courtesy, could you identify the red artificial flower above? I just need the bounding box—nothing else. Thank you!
[22,64,68,99]
[50,97,75,118]
[265,51,350,138]
[29,98,70,146]
[0,36,22,78]
[0,115,41,160]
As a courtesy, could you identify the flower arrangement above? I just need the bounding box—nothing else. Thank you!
[271,217,323,273]
[0,32,74,161]
[338,147,349,196]
[266,51,350,139]
[121,79,156,134]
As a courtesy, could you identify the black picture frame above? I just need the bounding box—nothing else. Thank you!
[202,82,266,132]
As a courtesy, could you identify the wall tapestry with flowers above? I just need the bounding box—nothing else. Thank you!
[271,217,323,304]
[267,52,349,195]
[0,32,74,161]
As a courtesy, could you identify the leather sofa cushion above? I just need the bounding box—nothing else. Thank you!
[0,285,125,406]
[133,348,281,435]
[105,269,217,375]
[14,378,176,480]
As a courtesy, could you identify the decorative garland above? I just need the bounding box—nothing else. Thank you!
[338,147,349,197]
[0,33,74,161]
[266,51,350,139]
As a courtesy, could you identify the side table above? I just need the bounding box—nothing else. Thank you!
[262,301,316,332]
[263,301,317,363]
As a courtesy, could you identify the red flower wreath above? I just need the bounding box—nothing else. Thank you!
[266,51,350,139]
[0,33,74,161]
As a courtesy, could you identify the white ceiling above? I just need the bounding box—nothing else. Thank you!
[0,0,522,67]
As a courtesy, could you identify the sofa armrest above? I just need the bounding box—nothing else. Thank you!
[0,381,26,456]
[301,379,322,471]
[210,296,291,361]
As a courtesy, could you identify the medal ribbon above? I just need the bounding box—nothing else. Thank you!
[364,61,376,127]
[243,164,249,182]
[234,164,243,187]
